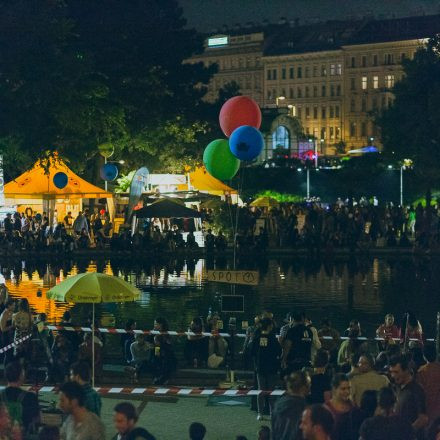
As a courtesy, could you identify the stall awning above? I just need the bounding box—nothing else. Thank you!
[5,158,113,200]
[178,166,237,195]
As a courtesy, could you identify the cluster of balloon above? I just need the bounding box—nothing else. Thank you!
[53,172,68,189]
[203,96,263,180]
[100,163,119,182]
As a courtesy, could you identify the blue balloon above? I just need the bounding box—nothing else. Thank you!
[100,163,119,181]
[53,172,68,189]
[229,125,264,161]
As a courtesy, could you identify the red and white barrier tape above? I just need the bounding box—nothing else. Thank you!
[25,385,284,397]
[0,334,32,354]
[45,325,435,342]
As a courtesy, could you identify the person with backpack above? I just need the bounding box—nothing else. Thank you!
[250,317,281,420]
[111,402,156,440]
[1,361,40,437]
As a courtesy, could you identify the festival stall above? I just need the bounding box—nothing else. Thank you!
[4,157,113,223]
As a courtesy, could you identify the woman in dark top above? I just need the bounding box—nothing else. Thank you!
[309,348,332,404]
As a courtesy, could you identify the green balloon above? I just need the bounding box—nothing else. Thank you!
[203,139,240,180]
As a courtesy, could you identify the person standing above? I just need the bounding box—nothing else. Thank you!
[324,374,353,426]
[0,299,15,366]
[1,361,40,437]
[70,361,102,417]
[359,387,415,440]
[59,381,105,440]
[350,354,389,407]
[281,312,313,374]
[309,349,332,405]
[12,298,33,360]
[389,354,428,437]
[271,371,311,440]
[417,344,440,423]
[250,317,281,420]
[300,405,334,440]
[111,402,155,440]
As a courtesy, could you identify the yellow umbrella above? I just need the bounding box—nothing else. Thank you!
[47,272,141,385]
[250,196,279,208]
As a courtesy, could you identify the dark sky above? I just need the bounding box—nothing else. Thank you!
[179,0,440,32]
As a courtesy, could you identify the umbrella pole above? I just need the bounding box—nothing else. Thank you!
[92,303,95,388]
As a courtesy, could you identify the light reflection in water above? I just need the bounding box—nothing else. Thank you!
[0,256,438,336]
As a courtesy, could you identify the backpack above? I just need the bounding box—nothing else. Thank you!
[0,389,26,426]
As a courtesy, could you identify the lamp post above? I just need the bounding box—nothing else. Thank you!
[276,95,285,107]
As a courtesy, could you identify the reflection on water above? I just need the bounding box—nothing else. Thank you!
[1,255,439,337]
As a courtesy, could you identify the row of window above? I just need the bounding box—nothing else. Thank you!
[267,83,342,100]
[207,57,261,70]
[354,74,395,90]
[350,95,393,112]
[349,52,410,68]
[301,123,375,139]
[267,63,343,80]
[294,105,341,120]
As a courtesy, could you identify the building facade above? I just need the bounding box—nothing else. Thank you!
[188,15,440,160]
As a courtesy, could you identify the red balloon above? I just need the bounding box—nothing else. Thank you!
[219,96,262,137]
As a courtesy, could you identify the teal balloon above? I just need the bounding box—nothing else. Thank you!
[203,139,240,181]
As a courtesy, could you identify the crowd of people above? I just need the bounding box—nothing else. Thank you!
[1,198,440,254]
[0,275,438,438]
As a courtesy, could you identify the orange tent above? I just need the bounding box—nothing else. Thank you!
[5,158,112,200]
[178,166,237,196]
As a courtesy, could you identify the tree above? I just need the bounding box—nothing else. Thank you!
[0,0,216,176]
[376,35,440,205]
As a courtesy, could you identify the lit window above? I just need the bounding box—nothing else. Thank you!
[337,64,342,75]
[330,64,336,75]
[321,65,327,76]
[272,125,290,149]
[330,127,334,139]
[336,127,340,139]
[373,76,379,89]
[385,75,395,88]
[362,76,367,90]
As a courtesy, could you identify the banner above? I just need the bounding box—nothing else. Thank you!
[0,155,4,207]
[127,167,149,219]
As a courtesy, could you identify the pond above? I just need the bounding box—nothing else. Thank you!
[1,254,439,338]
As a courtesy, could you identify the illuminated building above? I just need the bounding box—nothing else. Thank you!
[187,14,440,159]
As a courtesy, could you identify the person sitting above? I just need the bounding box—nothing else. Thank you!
[129,334,153,382]
[78,333,103,378]
[111,402,155,440]
[184,317,209,368]
[150,318,176,385]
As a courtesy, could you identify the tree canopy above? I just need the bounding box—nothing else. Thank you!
[0,0,217,178]
[377,35,440,196]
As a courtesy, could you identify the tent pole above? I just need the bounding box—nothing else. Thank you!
[92,303,95,387]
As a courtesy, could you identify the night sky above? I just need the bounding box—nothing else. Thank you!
[179,0,440,32]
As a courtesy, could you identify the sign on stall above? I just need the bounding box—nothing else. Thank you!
[207,270,259,286]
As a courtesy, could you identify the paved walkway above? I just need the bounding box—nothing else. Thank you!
[39,390,268,439]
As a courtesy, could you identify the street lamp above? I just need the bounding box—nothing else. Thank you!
[276,96,285,107]
[308,138,318,168]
